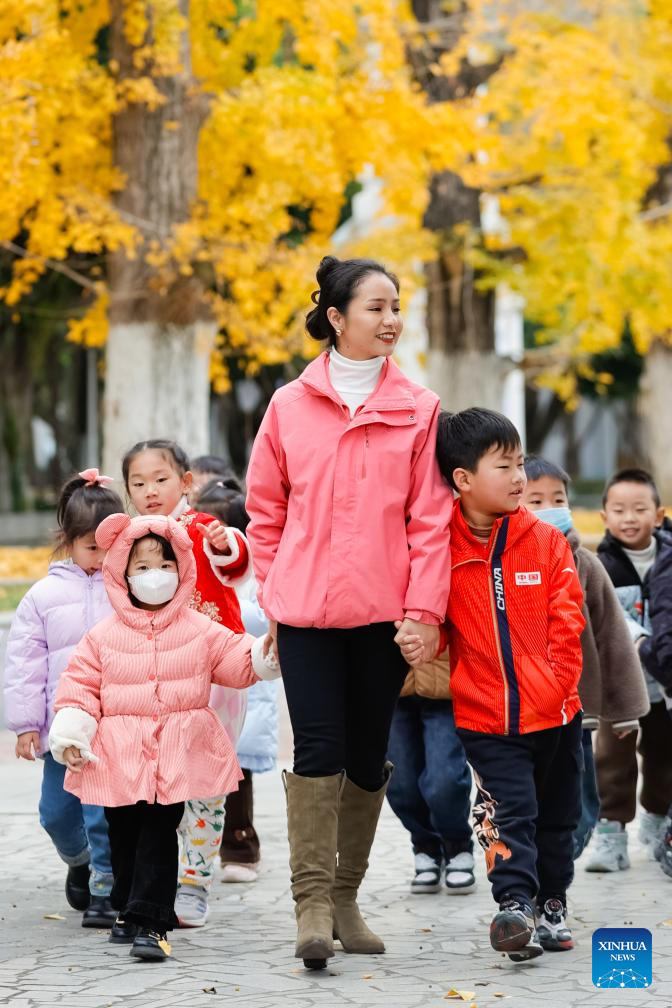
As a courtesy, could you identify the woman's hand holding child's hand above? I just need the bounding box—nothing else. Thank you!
[394,619,439,668]
[15,731,40,761]
[397,632,425,667]
[63,746,87,772]
[196,521,232,555]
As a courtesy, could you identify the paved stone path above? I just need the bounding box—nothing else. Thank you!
[0,717,671,1008]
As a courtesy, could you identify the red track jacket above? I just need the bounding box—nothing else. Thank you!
[446,503,585,736]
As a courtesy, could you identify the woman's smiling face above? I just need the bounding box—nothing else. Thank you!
[327,271,403,361]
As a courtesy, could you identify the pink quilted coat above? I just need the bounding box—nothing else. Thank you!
[53,513,259,807]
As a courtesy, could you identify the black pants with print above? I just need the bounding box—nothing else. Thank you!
[105,800,185,931]
[457,713,583,908]
[277,622,408,792]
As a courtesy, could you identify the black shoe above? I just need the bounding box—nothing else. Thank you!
[82,896,117,929]
[490,899,536,953]
[65,864,91,911]
[109,918,139,944]
[410,852,442,894]
[130,928,171,961]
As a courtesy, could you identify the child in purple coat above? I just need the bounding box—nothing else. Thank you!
[3,470,123,926]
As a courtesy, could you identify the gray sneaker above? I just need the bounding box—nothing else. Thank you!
[535,898,573,951]
[175,884,209,927]
[490,900,544,961]
[584,820,630,872]
[638,811,666,860]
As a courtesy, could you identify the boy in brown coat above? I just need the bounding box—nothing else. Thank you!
[522,456,650,862]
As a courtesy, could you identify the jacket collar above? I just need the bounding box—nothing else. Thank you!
[566,527,581,554]
[298,351,417,414]
[451,501,539,560]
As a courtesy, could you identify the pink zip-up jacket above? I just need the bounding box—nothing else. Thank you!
[51,513,261,807]
[246,352,452,629]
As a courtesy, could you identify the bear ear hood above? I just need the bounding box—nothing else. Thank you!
[99,513,196,628]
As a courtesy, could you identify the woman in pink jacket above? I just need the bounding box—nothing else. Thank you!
[245,255,453,970]
[49,513,277,962]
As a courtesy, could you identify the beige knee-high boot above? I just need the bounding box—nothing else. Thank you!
[283,771,344,969]
[332,767,391,954]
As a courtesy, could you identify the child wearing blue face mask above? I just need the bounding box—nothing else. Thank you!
[522,456,650,859]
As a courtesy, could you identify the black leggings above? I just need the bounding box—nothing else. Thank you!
[277,622,408,791]
[105,800,184,931]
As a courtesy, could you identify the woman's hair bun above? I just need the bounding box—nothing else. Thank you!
[315,255,341,286]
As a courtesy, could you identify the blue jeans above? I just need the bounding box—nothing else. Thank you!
[573,728,600,859]
[39,753,113,896]
[387,696,473,860]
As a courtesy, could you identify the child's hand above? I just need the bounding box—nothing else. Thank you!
[396,632,425,667]
[63,746,86,772]
[15,731,40,761]
[196,521,232,555]
[263,619,278,660]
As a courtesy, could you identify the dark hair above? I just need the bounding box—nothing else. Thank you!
[436,408,522,491]
[602,467,660,508]
[54,475,123,553]
[190,455,234,479]
[305,255,400,345]
[128,532,177,567]
[122,439,189,489]
[196,477,249,533]
[524,454,571,491]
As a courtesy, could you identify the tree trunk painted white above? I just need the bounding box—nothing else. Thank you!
[102,320,216,478]
[103,1,214,481]
[639,341,672,503]
[428,348,510,414]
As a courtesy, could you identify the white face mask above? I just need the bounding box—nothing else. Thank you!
[127,569,179,605]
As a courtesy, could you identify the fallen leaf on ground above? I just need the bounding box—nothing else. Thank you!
[420,927,433,932]
[444,992,476,1001]
[43,913,65,920]
[202,988,217,994]
[362,974,374,980]
[493,995,508,999]
[660,919,672,927]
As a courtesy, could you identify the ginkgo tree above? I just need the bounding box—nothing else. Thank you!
[436,0,672,491]
[0,0,467,474]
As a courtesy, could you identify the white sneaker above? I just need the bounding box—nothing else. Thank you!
[410,852,442,893]
[638,811,666,860]
[175,885,209,927]
[221,862,259,883]
[445,851,476,894]
[584,820,630,872]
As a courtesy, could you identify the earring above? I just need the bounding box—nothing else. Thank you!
[335,329,342,336]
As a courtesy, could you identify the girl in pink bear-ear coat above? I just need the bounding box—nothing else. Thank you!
[49,512,278,961]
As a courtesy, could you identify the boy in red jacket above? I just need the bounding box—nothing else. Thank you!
[434,409,585,961]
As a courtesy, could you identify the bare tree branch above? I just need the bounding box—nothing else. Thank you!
[0,240,99,292]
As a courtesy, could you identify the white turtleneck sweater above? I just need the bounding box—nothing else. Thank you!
[623,538,657,582]
[328,347,385,417]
